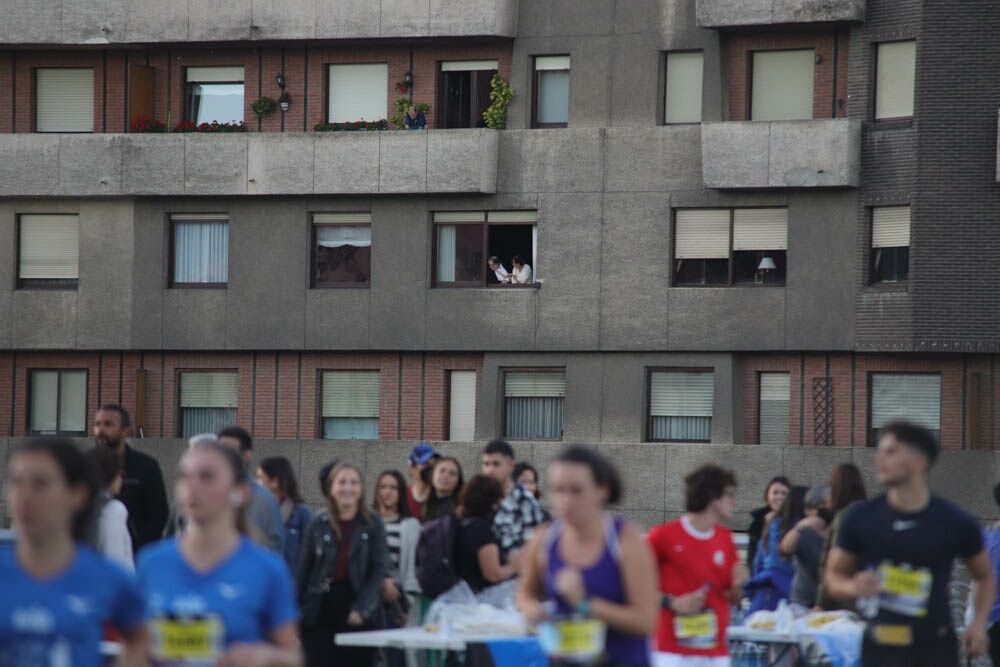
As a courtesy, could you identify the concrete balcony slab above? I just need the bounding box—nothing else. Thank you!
[696,0,864,28]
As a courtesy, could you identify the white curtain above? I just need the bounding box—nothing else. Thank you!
[174,222,229,283]
[317,226,371,248]
[506,397,564,439]
[650,416,711,441]
[437,225,457,282]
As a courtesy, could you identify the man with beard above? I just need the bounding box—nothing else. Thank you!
[92,404,169,554]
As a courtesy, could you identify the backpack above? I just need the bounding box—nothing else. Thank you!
[416,514,462,599]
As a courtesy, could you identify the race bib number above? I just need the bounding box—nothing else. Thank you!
[872,624,914,647]
[674,611,718,650]
[151,615,224,664]
[878,563,932,618]
[538,620,607,660]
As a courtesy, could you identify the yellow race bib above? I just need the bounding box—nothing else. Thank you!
[538,619,607,661]
[878,563,932,618]
[674,612,718,649]
[152,615,224,661]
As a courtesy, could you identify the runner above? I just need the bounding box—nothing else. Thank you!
[136,437,302,667]
[0,437,147,666]
[647,464,748,667]
[517,446,658,667]
[824,421,994,667]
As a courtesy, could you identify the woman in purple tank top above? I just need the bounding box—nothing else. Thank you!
[516,446,658,667]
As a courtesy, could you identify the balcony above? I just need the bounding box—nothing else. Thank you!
[0,0,517,44]
[701,119,861,189]
[696,0,864,28]
[0,130,499,196]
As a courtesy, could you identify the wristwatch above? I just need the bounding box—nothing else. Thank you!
[661,594,674,611]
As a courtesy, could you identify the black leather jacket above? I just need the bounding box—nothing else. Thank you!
[296,512,388,626]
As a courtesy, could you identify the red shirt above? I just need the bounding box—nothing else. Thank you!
[334,520,354,582]
[407,486,423,522]
[646,517,738,656]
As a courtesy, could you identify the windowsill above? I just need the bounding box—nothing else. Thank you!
[16,283,79,291]
[169,283,228,289]
[670,284,787,289]
[505,438,563,442]
[663,121,702,126]
[33,131,95,134]
[647,439,712,444]
[532,123,568,129]
[434,284,539,290]
[312,283,370,289]
[865,281,908,292]
[870,118,913,130]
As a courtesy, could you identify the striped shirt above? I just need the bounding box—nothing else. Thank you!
[384,518,402,578]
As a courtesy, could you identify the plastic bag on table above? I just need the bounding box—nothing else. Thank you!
[423,580,526,636]
[798,618,864,667]
[476,579,518,612]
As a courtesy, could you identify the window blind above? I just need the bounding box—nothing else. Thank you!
[759,372,790,445]
[650,371,715,417]
[441,60,499,72]
[434,211,486,223]
[180,372,238,408]
[449,371,477,441]
[328,63,389,122]
[535,55,570,71]
[313,213,372,224]
[872,206,911,248]
[36,69,94,132]
[316,226,371,248]
[674,210,730,259]
[186,67,244,82]
[665,52,704,123]
[751,50,814,121]
[505,372,566,398]
[733,208,788,251]
[871,373,940,430]
[322,371,380,418]
[19,214,80,280]
[876,41,916,120]
[488,211,538,223]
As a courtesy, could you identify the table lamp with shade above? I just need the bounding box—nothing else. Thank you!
[757,256,777,284]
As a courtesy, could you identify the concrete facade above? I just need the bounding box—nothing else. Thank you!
[696,0,865,29]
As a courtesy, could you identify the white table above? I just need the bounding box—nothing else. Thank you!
[335,627,526,652]
[726,626,799,667]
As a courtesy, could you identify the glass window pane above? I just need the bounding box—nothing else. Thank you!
[30,371,59,433]
[323,417,379,439]
[189,83,244,124]
[751,50,814,121]
[665,52,704,123]
[505,397,564,439]
[436,225,482,283]
[58,371,87,434]
[650,416,711,441]
[181,407,237,439]
[174,222,229,284]
[315,226,372,284]
[537,70,570,124]
[876,41,915,120]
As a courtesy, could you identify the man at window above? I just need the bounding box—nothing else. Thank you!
[488,256,511,284]
[405,106,426,130]
[510,255,533,285]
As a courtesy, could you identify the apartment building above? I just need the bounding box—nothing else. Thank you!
[1,0,998,523]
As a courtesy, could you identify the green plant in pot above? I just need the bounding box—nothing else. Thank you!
[483,74,514,129]
[252,96,278,119]
[390,98,430,129]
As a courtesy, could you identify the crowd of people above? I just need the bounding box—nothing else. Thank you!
[1,407,999,667]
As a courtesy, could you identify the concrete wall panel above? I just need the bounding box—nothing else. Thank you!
[248,134,315,195]
[315,1,381,39]
[58,136,122,196]
[62,0,126,43]
[123,136,186,195]
[184,136,249,195]
[161,291,227,349]
[667,288,785,350]
[605,126,703,192]
[123,0,188,41]
[368,200,428,349]
[251,0,316,39]
[313,134,381,195]
[0,137,60,196]
[76,201,133,348]
[12,291,78,348]
[188,0,253,41]
[425,290,536,350]
[379,132,427,194]
[380,0,430,37]
[304,290,372,349]
[497,130,604,194]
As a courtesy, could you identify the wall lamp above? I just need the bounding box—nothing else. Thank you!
[276,72,286,89]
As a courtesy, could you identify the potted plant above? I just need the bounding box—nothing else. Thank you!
[483,74,514,129]
[252,96,278,119]
[278,91,292,112]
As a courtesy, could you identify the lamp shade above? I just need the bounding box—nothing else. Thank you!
[757,257,777,271]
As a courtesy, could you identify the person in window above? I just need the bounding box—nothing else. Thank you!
[405,106,426,130]
[422,457,465,522]
[509,255,533,284]
[488,256,511,284]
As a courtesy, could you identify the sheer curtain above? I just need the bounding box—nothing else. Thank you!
[437,225,457,282]
[182,408,238,439]
[174,222,229,283]
[505,397,564,439]
[650,416,711,441]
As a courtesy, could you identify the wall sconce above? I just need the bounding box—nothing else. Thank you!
[276,72,285,89]
[404,70,413,86]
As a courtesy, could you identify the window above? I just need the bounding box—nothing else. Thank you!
[504,371,565,440]
[673,208,787,286]
[434,211,537,287]
[321,371,380,439]
[439,60,498,129]
[759,372,790,445]
[648,370,714,442]
[871,206,910,284]
[751,50,814,121]
[875,41,916,121]
[328,63,389,123]
[185,66,244,125]
[179,371,238,438]
[170,214,229,287]
[35,68,94,132]
[665,51,704,124]
[312,213,372,287]
[533,56,570,128]
[17,214,80,288]
[28,369,87,435]
[448,370,477,441]
[869,373,940,445]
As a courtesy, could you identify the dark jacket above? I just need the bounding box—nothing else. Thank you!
[746,505,769,569]
[296,511,388,627]
[117,444,169,554]
[282,503,314,574]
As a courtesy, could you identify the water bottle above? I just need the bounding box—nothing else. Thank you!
[730,641,745,667]
[439,602,453,638]
[775,599,792,634]
[754,644,768,667]
[857,565,881,619]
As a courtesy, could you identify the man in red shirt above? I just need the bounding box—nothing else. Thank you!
[647,464,749,667]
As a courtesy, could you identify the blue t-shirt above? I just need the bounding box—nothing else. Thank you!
[983,528,1000,624]
[0,544,145,667]
[137,538,298,665]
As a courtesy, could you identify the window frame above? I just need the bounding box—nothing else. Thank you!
[867,371,942,447]
[325,62,390,124]
[868,206,911,286]
[501,367,566,442]
[432,211,537,289]
[167,214,230,289]
[183,67,246,125]
[873,40,916,124]
[15,213,80,290]
[446,369,478,441]
[310,213,372,289]
[663,50,705,126]
[531,55,570,129]
[437,61,498,129]
[747,48,816,122]
[757,371,791,445]
[670,208,788,288]
[315,369,381,440]
[26,368,89,436]
[34,67,95,134]
[175,368,239,438]
[645,367,715,443]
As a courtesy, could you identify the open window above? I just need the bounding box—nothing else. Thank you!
[433,211,537,287]
[185,66,244,125]
[312,213,372,287]
[871,206,909,284]
[673,208,787,286]
[439,60,497,128]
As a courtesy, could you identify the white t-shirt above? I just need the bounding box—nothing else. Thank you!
[512,264,532,284]
[493,264,510,282]
[98,498,135,572]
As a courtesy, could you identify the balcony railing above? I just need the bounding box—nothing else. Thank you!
[701,119,861,189]
[0,130,499,196]
[696,0,864,28]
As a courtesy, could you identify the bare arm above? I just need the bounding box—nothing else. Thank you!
[217,623,304,667]
[119,625,150,667]
[962,550,995,657]
[588,523,658,636]
[515,526,550,624]
[478,543,517,583]
[822,547,877,603]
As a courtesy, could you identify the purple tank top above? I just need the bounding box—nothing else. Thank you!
[544,515,650,667]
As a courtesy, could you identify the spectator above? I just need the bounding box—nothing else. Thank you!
[404,106,426,130]
[298,463,388,667]
[814,463,867,610]
[488,256,511,284]
[422,457,464,522]
[84,446,135,572]
[747,485,806,613]
[983,482,1000,667]
[92,404,168,554]
[780,484,830,608]
[455,475,520,593]
[516,461,552,523]
[257,456,314,573]
[218,427,285,554]
[747,476,791,568]
[482,440,545,560]
[509,255,533,284]
[406,444,439,520]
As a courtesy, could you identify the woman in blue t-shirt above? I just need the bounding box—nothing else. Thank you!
[0,437,147,666]
[137,436,303,667]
